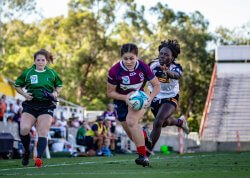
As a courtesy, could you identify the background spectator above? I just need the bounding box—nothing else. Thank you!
[6,103,16,119]
[85,116,105,156]
[76,121,87,146]
[13,108,22,123]
[60,117,67,127]
[0,98,6,121]
[102,103,117,152]
[71,117,80,128]
[0,95,7,122]
[14,99,22,114]
[7,115,14,123]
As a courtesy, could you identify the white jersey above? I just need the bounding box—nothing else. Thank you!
[148,61,182,99]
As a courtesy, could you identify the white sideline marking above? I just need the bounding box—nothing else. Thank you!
[0,152,244,172]
[0,159,132,172]
[1,169,237,176]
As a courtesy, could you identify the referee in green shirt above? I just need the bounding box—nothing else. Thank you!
[15,49,62,167]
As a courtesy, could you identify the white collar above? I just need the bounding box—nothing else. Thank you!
[35,69,46,72]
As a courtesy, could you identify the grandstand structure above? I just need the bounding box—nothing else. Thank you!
[199,45,250,151]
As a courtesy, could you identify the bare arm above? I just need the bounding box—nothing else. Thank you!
[53,87,62,98]
[148,76,160,101]
[15,87,33,100]
[107,83,127,102]
[165,70,182,80]
[160,65,182,80]
[55,87,62,94]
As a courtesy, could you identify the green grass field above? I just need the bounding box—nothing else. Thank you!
[1,152,250,178]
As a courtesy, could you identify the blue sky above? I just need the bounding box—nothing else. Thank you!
[35,0,250,32]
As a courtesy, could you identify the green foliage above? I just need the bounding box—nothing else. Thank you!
[4,1,248,131]
[215,23,250,45]
[187,114,200,132]
[0,0,36,20]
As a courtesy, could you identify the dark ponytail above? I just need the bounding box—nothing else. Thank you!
[34,49,54,63]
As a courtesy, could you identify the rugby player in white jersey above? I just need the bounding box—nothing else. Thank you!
[146,40,189,156]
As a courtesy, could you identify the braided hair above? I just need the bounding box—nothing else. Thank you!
[120,43,138,57]
[158,40,180,59]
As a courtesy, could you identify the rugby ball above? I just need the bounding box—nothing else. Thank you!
[128,91,149,110]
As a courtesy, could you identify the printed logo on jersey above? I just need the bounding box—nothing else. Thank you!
[129,72,136,76]
[30,75,38,84]
[121,76,130,84]
[139,72,144,82]
[120,82,143,91]
[157,72,169,83]
[158,77,169,83]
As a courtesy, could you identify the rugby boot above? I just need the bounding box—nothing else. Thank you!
[135,155,150,167]
[35,158,43,168]
[22,151,30,166]
[180,117,190,134]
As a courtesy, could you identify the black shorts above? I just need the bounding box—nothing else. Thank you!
[22,100,56,118]
[85,136,96,151]
[76,137,86,146]
[113,100,128,122]
[110,125,116,134]
[150,94,179,117]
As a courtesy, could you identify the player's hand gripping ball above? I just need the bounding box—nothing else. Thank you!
[128,91,149,110]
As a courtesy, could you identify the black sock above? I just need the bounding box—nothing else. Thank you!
[37,137,47,158]
[20,134,30,153]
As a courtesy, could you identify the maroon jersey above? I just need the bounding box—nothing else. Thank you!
[108,60,154,95]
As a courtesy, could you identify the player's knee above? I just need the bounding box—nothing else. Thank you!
[20,125,31,136]
[37,129,49,137]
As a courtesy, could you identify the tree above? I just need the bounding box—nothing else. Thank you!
[0,0,36,21]
[215,22,250,45]
[1,1,227,131]
[0,0,36,70]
